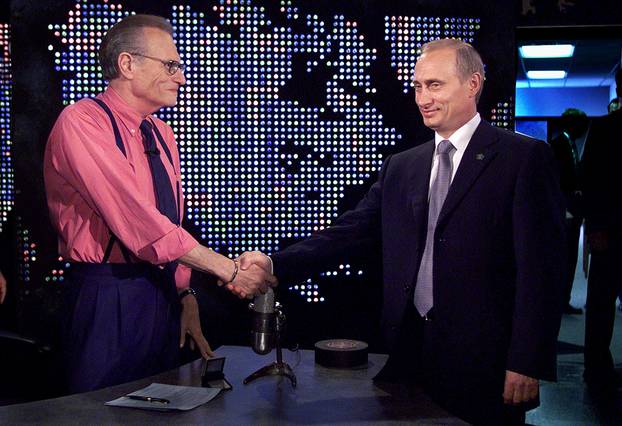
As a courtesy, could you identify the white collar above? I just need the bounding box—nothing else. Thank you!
[434,113,481,152]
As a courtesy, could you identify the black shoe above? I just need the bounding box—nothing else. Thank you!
[563,304,583,314]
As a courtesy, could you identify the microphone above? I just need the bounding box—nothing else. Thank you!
[250,288,276,355]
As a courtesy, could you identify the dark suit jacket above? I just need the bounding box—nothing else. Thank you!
[272,120,566,419]
[549,132,582,218]
[583,108,622,239]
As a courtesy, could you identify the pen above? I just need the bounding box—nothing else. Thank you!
[126,395,170,404]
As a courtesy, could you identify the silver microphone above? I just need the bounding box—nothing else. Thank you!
[250,288,276,355]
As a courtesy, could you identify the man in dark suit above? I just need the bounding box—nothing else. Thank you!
[235,39,565,425]
[549,108,589,314]
[582,68,622,392]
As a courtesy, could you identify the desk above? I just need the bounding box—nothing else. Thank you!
[0,346,465,425]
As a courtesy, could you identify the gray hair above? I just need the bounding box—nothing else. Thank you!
[99,14,173,81]
[420,38,485,103]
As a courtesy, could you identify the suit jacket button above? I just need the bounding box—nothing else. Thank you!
[403,283,412,292]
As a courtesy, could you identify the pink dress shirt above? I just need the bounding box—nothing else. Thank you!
[44,87,198,288]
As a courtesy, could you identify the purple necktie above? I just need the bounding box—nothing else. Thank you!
[414,139,455,316]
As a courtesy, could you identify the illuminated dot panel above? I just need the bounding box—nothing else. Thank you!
[49,1,489,303]
[49,0,129,105]
[168,2,398,262]
[44,256,71,283]
[385,15,481,93]
[0,23,13,233]
[16,218,33,283]
[491,98,514,129]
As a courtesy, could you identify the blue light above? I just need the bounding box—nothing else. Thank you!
[519,44,575,59]
[527,70,567,79]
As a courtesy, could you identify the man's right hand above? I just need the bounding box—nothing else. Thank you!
[237,251,273,272]
[179,246,277,299]
[226,261,277,299]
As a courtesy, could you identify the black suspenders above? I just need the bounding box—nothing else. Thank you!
[92,98,127,156]
[91,98,179,263]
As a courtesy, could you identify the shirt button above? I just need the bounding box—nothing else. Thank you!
[130,129,135,134]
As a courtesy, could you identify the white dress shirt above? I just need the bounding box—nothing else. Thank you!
[428,113,481,192]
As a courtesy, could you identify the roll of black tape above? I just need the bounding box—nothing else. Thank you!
[314,339,368,368]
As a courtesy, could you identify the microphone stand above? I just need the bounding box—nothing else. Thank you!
[243,302,297,387]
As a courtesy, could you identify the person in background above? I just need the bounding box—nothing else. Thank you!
[549,108,589,314]
[44,14,275,393]
[582,67,622,392]
[605,72,622,312]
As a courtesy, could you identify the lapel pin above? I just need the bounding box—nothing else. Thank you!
[475,153,485,160]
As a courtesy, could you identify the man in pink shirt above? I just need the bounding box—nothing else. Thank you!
[44,14,275,393]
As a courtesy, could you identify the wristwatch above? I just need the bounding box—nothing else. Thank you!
[179,287,197,300]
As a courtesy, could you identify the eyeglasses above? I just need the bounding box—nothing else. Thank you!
[130,52,186,75]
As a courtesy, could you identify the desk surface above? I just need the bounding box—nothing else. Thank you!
[0,346,464,425]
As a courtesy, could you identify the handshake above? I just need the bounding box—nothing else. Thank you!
[220,251,277,299]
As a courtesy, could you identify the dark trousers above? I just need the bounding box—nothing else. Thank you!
[377,303,526,426]
[60,263,181,393]
[564,217,583,304]
[584,245,622,377]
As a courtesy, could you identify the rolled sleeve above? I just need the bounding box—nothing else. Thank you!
[175,263,192,290]
[45,103,197,266]
[137,225,199,264]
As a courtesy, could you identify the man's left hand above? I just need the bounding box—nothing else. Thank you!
[180,294,214,358]
[503,370,539,405]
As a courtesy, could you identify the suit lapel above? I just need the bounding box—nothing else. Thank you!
[437,121,499,227]
[402,140,435,283]
[407,140,435,221]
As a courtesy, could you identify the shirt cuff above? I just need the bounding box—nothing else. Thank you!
[137,226,199,264]
[175,263,192,290]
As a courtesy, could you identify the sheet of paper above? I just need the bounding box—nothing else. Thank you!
[105,383,221,411]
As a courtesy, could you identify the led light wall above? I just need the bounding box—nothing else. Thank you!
[0,22,12,233]
[44,0,500,304]
[386,15,480,93]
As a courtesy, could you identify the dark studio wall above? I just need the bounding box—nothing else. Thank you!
[2,0,621,354]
